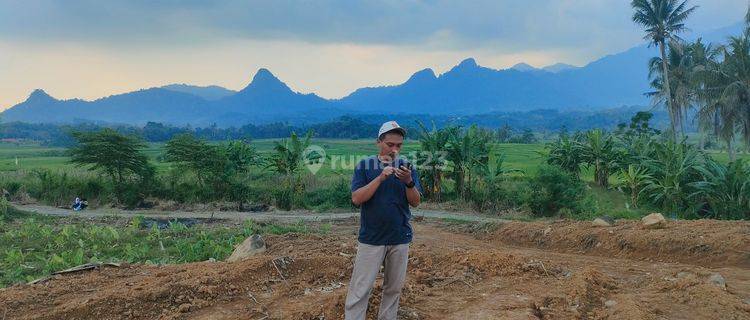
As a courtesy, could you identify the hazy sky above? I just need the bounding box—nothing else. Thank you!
[1,0,747,110]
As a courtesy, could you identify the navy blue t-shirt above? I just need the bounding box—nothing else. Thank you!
[351,156,423,245]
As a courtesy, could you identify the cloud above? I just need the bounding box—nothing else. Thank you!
[2,0,745,51]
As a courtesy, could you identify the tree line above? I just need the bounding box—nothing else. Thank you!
[1,107,672,147]
[62,129,329,211]
[0,117,379,146]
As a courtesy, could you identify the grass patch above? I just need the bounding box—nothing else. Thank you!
[0,214,328,288]
[568,184,653,221]
[440,217,475,225]
[443,220,503,235]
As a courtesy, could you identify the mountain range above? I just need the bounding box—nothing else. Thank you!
[2,22,743,127]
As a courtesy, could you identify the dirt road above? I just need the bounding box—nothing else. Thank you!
[13,203,507,223]
[2,206,749,319]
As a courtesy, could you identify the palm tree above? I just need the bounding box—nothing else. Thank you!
[632,0,698,140]
[719,34,750,158]
[697,18,750,161]
[698,95,741,160]
[646,40,695,137]
[690,38,721,149]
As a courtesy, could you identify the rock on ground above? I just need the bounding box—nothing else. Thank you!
[707,273,726,290]
[227,234,266,262]
[592,216,614,227]
[641,213,666,229]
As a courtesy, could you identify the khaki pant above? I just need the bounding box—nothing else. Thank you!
[344,242,410,320]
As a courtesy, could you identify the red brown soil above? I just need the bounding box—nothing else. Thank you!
[474,218,750,268]
[1,219,749,319]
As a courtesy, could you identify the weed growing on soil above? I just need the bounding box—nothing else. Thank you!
[0,215,324,288]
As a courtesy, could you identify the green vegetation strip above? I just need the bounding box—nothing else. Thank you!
[0,209,329,288]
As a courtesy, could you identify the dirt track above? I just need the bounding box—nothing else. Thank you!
[12,203,507,223]
[1,213,749,319]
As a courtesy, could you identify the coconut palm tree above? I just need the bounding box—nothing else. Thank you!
[720,35,750,156]
[632,0,698,140]
[647,40,696,138]
[699,98,741,160]
[697,20,750,161]
[689,38,721,149]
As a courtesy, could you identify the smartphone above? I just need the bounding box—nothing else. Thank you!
[401,161,413,171]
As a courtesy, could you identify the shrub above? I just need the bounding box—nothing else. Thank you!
[273,185,294,211]
[468,177,527,213]
[305,178,353,211]
[526,165,585,217]
[640,141,704,218]
[692,159,750,220]
[25,170,115,207]
[114,182,148,209]
[2,181,23,197]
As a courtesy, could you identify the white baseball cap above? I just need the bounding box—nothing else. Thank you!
[378,120,406,139]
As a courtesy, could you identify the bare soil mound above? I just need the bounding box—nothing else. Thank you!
[471,219,750,268]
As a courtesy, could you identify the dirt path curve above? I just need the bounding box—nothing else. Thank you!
[12,203,507,223]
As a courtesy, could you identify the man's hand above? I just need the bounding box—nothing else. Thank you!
[380,166,396,182]
[395,165,413,184]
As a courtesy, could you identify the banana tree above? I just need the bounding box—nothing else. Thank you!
[265,131,316,209]
[617,164,652,208]
[416,121,450,201]
[580,129,620,188]
[546,135,583,177]
[445,125,491,199]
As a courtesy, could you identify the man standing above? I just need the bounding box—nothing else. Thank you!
[345,121,422,320]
